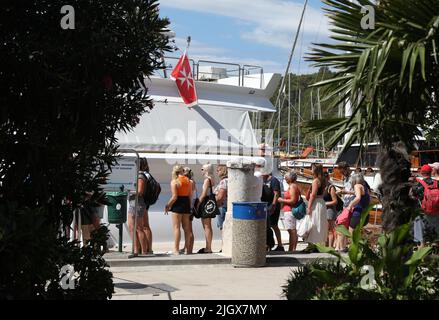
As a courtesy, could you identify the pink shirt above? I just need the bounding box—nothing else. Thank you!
[283,185,300,212]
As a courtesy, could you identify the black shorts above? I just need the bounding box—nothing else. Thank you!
[269,205,281,227]
[171,196,191,214]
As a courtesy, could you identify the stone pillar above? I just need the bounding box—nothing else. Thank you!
[222,158,262,257]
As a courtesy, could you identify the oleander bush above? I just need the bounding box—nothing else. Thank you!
[0,0,170,299]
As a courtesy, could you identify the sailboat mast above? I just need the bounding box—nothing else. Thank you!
[317,88,326,158]
[287,73,291,155]
[267,0,309,147]
[277,97,281,149]
[298,88,301,156]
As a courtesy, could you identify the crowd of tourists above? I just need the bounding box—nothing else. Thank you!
[125,160,229,255]
[411,162,439,248]
[260,161,372,253]
[80,157,438,255]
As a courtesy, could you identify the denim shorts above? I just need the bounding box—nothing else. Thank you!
[216,207,227,230]
[128,199,147,217]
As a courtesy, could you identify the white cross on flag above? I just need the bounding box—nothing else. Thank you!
[170,52,198,108]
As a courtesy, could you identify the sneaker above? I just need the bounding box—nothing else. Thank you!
[272,245,285,252]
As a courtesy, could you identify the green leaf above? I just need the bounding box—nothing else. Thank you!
[311,269,334,284]
[432,39,438,65]
[378,234,387,249]
[418,43,426,81]
[348,242,359,265]
[395,224,410,245]
[335,225,351,237]
[405,247,432,266]
[316,244,342,259]
[408,45,419,91]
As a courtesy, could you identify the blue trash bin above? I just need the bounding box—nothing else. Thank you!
[232,202,267,267]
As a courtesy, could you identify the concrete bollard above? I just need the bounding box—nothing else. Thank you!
[232,202,267,267]
[222,158,264,257]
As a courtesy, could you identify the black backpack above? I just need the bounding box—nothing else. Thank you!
[141,172,161,206]
[328,184,344,212]
[261,182,274,203]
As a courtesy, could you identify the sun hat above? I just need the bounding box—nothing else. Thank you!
[428,162,439,170]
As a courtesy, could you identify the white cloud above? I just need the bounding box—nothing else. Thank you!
[170,37,284,73]
[173,37,228,56]
[160,0,330,49]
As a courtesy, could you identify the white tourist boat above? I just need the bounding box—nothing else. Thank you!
[107,55,281,245]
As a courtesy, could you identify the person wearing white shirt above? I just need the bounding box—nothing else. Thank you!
[429,162,439,180]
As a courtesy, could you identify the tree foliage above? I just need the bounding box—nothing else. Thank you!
[306,0,439,152]
[0,0,171,299]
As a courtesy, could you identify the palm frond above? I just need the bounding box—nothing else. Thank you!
[305,0,439,150]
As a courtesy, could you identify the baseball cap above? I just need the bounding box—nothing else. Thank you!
[420,164,432,173]
[428,162,439,170]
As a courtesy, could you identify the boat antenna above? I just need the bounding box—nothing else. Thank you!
[268,0,308,146]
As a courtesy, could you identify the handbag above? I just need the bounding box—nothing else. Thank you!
[335,207,353,229]
[198,178,220,219]
[292,197,306,220]
[297,214,313,238]
[191,188,202,218]
[192,201,201,218]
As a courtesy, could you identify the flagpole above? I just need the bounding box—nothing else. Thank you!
[172,36,191,54]
[186,36,191,52]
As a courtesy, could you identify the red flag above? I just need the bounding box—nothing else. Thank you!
[170,52,198,107]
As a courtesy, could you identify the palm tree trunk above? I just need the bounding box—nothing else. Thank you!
[379,142,417,232]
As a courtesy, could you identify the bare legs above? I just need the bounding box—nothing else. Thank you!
[201,218,213,253]
[334,233,347,251]
[172,213,193,254]
[80,225,93,243]
[327,219,336,248]
[171,213,182,254]
[182,214,194,254]
[142,210,153,253]
[287,229,298,252]
[272,224,283,248]
[128,213,147,254]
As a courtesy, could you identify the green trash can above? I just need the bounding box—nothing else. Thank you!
[106,191,128,224]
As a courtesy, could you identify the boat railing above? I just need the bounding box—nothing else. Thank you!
[156,56,265,89]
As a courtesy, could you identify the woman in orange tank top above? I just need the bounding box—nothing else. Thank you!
[165,165,193,255]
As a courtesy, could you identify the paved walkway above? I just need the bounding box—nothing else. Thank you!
[111,264,298,300]
[103,241,337,267]
[106,240,339,300]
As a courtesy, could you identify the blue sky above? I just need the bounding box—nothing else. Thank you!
[159,0,332,74]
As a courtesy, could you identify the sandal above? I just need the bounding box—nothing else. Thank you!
[197,248,212,254]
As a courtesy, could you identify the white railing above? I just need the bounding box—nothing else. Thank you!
[155,57,265,89]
